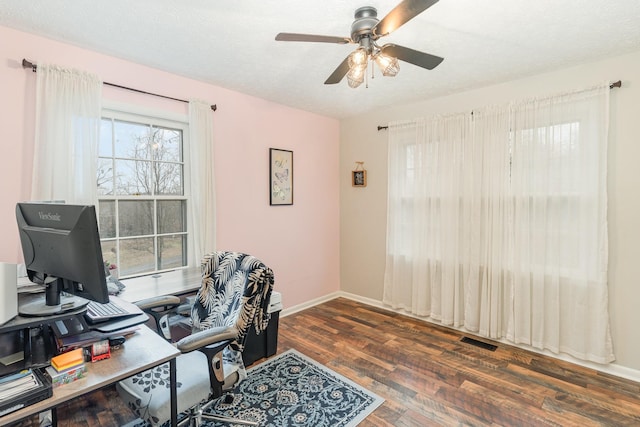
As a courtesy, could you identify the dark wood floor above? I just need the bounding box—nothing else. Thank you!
[9,298,640,426]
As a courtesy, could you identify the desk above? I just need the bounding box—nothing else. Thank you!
[1,295,86,333]
[0,325,180,426]
[119,267,201,303]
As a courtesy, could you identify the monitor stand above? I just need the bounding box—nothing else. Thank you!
[18,277,88,317]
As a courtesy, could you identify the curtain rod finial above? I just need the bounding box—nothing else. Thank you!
[22,58,36,71]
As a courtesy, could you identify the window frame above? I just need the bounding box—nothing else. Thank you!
[98,104,191,278]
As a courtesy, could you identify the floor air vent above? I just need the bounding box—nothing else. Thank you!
[460,336,497,352]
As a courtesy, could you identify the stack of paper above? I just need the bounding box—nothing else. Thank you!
[0,370,40,403]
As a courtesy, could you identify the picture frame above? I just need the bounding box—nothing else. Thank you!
[269,148,293,205]
[352,170,367,187]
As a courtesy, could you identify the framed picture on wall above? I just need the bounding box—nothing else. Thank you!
[352,170,367,187]
[269,148,293,205]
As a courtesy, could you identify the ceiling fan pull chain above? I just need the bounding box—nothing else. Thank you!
[365,60,370,88]
[370,57,375,80]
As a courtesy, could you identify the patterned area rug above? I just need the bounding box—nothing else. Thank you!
[127,349,383,427]
[204,349,384,426]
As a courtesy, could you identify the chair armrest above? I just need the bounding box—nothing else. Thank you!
[176,326,238,353]
[134,295,182,311]
[178,326,238,397]
[134,296,182,341]
[176,303,192,316]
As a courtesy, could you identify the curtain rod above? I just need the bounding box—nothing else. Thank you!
[377,80,623,131]
[22,59,217,112]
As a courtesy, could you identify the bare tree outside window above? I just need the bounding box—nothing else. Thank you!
[97,115,188,277]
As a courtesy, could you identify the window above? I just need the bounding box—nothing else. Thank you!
[385,87,612,362]
[511,120,584,274]
[97,110,189,277]
[394,142,420,257]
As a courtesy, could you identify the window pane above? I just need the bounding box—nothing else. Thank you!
[119,201,154,237]
[154,162,183,195]
[99,119,113,157]
[153,127,182,162]
[98,200,116,238]
[120,237,155,276]
[97,158,114,195]
[158,200,186,234]
[114,120,153,160]
[158,235,186,270]
[115,159,151,195]
[101,240,117,267]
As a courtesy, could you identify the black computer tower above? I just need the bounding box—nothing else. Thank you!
[242,311,280,366]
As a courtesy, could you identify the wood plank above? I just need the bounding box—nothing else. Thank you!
[10,297,640,426]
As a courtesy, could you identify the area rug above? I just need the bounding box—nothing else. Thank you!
[203,349,384,426]
[127,349,384,427]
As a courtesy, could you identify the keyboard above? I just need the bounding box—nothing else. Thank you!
[86,299,133,322]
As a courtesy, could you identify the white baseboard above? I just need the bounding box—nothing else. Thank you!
[279,291,341,318]
[281,291,640,384]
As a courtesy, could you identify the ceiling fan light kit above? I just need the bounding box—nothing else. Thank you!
[348,47,369,69]
[347,47,368,88]
[374,52,400,77]
[275,0,443,88]
[347,63,366,88]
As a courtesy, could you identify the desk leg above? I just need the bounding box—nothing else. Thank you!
[170,357,177,426]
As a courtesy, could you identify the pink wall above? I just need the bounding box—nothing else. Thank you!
[0,25,340,307]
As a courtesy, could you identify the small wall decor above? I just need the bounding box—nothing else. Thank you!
[352,161,367,187]
[270,148,293,205]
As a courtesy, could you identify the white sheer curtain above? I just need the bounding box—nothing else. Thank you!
[384,119,427,314]
[32,64,102,203]
[188,100,216,266]
[506,85,613,363]
[384,83,614,363]
[384,112,511,335]
[464,106,513,339]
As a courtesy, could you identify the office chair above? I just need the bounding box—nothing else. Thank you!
[117,251,274,426]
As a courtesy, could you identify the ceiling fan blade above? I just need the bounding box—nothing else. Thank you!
[324,56,351,84]
[374,0,439,37]
[275,33,351,44]
[381,43,443,70]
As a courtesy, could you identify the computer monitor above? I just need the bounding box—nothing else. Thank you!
[15,202,110,316]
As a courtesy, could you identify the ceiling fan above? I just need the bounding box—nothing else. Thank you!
[275,0,444,88]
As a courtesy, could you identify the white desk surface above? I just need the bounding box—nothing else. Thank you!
[118,267,202,303]
[1,325,180,425]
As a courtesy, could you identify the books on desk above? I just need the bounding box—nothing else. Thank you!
[0,370,39,401]
[0,369,52,417]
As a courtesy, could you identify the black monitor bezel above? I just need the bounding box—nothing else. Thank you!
[16,202,110,316]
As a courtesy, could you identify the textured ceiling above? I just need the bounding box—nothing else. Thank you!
[2,0,640,119]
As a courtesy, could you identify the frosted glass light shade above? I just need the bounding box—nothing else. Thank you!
[375,53,400,77]
[347,64,366,88]
[348,48,368,69]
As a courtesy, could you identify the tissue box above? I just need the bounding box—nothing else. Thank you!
[45,364,87,388]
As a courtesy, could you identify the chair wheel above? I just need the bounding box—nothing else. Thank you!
[224,394,234,404]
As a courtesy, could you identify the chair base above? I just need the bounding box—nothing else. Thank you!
[199,413,258,426]
[181,395,259,427]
